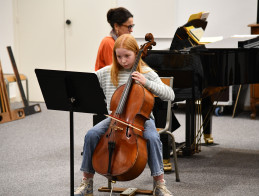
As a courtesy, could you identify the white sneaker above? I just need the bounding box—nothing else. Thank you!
[74,178,93,196]
[153,180,173,196]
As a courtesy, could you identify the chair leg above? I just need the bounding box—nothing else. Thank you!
[166,131,180,182]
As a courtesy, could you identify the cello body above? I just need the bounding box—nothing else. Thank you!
[92,83,154,181]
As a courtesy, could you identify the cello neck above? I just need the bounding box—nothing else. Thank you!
[115,50,143,115]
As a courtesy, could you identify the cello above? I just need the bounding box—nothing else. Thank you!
[92,33,156,181]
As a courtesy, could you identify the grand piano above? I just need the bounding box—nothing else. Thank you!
[144,22,259,156]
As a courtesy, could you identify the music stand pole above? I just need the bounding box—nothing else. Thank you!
[69,99,75,196]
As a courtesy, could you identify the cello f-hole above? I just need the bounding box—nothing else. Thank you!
[126,126,131,138]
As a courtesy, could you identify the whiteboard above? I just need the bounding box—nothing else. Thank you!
[117,0,177,38]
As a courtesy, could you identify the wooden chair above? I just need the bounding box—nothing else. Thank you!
[4,74,29,102]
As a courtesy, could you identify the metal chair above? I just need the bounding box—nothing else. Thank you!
[157,77,180,182]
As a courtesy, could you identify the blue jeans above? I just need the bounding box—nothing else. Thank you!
[80,117,164,177]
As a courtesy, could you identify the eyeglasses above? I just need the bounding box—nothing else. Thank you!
[121,24,135,30]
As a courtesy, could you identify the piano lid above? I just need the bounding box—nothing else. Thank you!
[205,36,259,49]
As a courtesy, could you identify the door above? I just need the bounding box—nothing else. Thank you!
[64,0,113,72]
[14,0,66,102]
[14,0,115,101]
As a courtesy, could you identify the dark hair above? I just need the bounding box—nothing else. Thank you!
[107,7,133,29]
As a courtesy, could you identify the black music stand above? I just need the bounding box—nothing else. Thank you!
[35,69,107,196]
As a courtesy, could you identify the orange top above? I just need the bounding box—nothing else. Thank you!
[95,36,115,71]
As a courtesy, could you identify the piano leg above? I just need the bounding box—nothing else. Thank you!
[201,96,214,144]
[182,96,214,155]
[182,99,196,156]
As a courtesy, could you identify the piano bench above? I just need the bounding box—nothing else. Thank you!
[4,74,29,102]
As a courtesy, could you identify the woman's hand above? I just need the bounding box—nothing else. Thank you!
[132,71,146,86]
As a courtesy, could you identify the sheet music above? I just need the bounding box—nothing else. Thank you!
[200,12,210,21]
[200,36,223,43]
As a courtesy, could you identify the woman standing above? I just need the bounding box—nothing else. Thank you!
[95,7,134,71]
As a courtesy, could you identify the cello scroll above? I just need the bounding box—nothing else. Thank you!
[140,33,156,59]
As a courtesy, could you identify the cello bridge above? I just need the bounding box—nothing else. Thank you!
[112,125,123,131]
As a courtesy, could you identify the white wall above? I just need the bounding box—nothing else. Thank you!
[0,0,20,99]
[2,0,257,68]
[0,0,258,105]
[0,0,14,73]
[119,0,257,49]
[174,0,257,38]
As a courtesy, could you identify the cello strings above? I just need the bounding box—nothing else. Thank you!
[116,82,131,114]
[115,50,143,115]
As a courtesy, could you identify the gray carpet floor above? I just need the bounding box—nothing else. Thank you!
[1,103,259,196]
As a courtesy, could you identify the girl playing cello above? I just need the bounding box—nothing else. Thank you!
[75,34,175,196]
